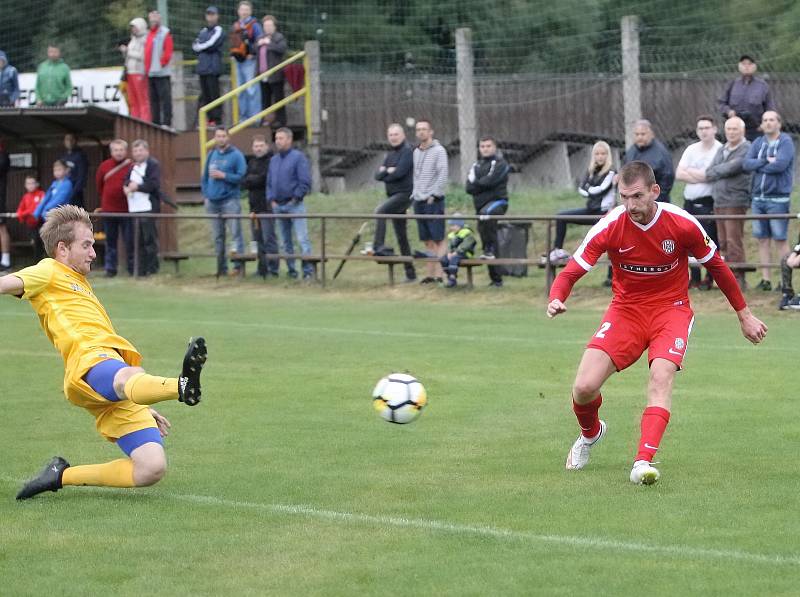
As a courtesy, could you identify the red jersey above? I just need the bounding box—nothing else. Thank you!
[16,189,45,228]
[95,157,132,213]
[571,203,715,307]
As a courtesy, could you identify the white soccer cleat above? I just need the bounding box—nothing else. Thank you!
[565,420,606,470]
[630,460,660,485]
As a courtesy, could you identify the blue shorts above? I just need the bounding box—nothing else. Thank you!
[414,198,446,242]
[84,358,163,455]
[752,198,790,240]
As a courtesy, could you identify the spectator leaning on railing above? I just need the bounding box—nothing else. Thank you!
[465,135,510,288]
[268,127,313,279]
[367,123,416,282]
[202,126,247,277]
[705,116,751,290]
[622,120,674,203]
[35,45,72,107]
[0,51,20,107]
[675,115,722,290]
[412,118,448,284]
[742,110,795,291]
[193,6,224,127]
[124,140,162,276]
[96,139,133,277]
[145,10,174,127]
[243,134,279,277]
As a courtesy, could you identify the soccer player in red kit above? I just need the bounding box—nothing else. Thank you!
[547,161,767,485]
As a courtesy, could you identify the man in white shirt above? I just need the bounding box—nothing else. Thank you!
[676,115,722,289]
[123,140,161,276]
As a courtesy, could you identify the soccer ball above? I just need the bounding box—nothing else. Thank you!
[372,373,427,424]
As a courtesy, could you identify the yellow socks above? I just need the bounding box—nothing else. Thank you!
[124,372,179,405]
[61,459,135,488]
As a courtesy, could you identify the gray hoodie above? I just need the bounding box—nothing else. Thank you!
[706,140,752,209]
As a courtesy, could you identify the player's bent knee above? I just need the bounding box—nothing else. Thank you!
[572,379,601,402]
[130,443,167,487]
[112,366,145,400]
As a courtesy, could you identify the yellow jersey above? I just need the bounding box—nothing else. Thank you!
[15,258,141,375]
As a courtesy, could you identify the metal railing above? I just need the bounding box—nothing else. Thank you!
[5,210,785,294]
[198,51,310,172]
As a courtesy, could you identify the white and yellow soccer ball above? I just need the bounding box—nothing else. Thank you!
[372,373,427,424]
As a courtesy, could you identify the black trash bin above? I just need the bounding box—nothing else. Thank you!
[496,222,531,277]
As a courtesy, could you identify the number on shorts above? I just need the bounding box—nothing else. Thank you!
[595,321,612,339]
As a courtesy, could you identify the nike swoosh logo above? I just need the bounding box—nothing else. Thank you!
[619,246,635,253]
[644,443,659,450]
[668,348,683,356]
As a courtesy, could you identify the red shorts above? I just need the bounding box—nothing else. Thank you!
[586,302,695,371]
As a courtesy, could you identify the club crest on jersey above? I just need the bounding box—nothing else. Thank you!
[674,337,685,350]
[661,239,676,254]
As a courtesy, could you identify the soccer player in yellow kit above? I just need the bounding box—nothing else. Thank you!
[0,205,208,500]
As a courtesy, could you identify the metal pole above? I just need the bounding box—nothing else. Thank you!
[621,15,642,150]
[320,216,327,287]
[305,41,322,193]
[157,0,169,27]
[133,217,140,279]
[456,28,477,183]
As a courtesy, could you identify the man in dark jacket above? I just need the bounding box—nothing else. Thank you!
[466,136,510,287]
[368,123,415,282]
[243,134,278,277]
[718,55,776,142]
[622,120,674,203]
[256,15,288,128]
[192,6,224,126]
[124,139,162,275]
[62,134,88,208]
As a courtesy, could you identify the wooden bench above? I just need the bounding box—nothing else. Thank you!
[366,255,537,288]
[232,253,327,279]
[161,252,190,274]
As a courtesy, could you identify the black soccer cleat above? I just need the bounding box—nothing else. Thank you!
[178,337,207,406]
[16,456,70,500]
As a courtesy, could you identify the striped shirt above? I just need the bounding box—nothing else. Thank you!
[412,140,448,201]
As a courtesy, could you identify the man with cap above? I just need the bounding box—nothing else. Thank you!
[192,6,225,126]
[718,55,776,142]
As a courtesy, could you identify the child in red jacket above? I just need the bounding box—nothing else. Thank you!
[16,175,45,258]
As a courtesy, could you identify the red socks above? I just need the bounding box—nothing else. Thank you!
[636,406,671,462]
[572,394,602,439]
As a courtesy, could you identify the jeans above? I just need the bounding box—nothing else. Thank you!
[205,197,245,274]
[477,199,508,283]
[260,80,286,126]
[373,192,415,279]
[134,215,159,276]
[554,206,604,249]
[683,196,717,284]
[148,76,172,127]
[275,200,313,277]
[105,217,134,275]
[752,197,790,240]
[251,211,279,276]
[235,58,261,122]
[199,74,222,123]
[440,252,464,277]
[715,206,747,275]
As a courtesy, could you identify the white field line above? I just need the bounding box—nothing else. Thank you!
[1,472,796,567]
[0,310,786,352]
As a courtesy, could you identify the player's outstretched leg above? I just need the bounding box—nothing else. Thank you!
[16,457,70,500]
[115,337,207,407]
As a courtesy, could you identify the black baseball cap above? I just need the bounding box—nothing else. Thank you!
[739,54,756,63]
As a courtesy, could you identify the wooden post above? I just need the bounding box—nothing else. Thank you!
[305,41,323,193]
[456,28,477,183]
[171,51,186,131]
[621,15,642,150]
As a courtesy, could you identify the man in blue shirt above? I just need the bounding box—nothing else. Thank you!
[267,127,313,279]
[0,51,20,107]
[743,110,795,291]
[202,127,247,276]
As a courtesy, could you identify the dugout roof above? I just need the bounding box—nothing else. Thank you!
[0,106,136,143]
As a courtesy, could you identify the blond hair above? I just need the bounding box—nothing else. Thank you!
[39,205,93,257]
[588,140,613,177]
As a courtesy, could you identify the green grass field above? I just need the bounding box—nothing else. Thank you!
[0,278,798,596]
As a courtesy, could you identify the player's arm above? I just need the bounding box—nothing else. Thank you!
[0,274,24,297]
[547,260,589,318]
